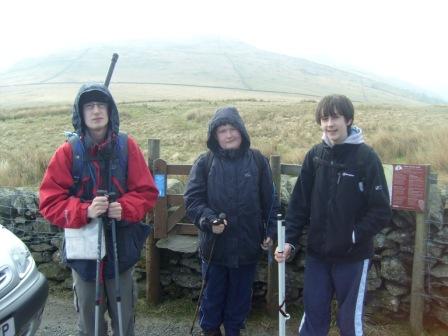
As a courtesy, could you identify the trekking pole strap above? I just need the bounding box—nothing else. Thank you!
[278,299,290,319]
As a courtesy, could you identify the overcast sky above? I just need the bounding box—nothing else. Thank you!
[2,0,447,98]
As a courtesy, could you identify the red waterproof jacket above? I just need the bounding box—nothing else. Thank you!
[39,137,157,228]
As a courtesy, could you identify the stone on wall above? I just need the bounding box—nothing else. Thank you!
[381,257,411,284]
[156,233,198,253]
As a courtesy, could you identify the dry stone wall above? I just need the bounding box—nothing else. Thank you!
[0,180,447,325]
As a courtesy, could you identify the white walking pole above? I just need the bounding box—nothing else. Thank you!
[277,214,290,336]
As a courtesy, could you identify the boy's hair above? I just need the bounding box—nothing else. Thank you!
[315,94,354,126]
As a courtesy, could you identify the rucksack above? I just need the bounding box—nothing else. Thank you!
[65,132,128,197]
[312,143,373,188]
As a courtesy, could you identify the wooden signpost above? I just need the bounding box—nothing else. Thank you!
[390,164,430,336]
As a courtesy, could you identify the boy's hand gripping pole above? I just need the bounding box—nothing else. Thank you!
[277,214,290,336]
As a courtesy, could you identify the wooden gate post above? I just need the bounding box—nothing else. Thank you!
[147,139,161,305]
[266,155,281,315]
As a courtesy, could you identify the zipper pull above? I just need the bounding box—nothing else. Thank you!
[337,172,341,184]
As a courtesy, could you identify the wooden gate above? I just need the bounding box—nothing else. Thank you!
[152,157,197,238]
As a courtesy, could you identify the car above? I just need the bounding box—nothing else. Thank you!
[0,224,48,336]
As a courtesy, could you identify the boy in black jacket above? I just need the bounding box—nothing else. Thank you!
[275,95,391,336]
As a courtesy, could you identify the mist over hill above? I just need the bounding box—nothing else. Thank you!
[0,38,444,108]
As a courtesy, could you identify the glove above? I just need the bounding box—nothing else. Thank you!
[199,215,218,232]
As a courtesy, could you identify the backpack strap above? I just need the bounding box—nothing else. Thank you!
[110,133,129,194]
[67,132,128,197]
[205,150,214,178]
[66,133,90,196]
[312,143,326,176]
[250,148,266,173]
[355,143,373,182]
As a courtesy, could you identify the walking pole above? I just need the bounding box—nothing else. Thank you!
[190,213,226,335]
[104,53,119,87]
[94,53,120,336]
[277,214,290,336]
[108,192,125,336]
[94,189,107,336]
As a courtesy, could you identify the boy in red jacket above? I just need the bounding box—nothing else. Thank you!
[39,83,158,336]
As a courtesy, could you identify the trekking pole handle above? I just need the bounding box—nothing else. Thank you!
[108,191,117,203]
[211,212,226,226]
[104,53,119,88]
[97,189,108,197]
[96,189,109,219]
[216,212,226,223]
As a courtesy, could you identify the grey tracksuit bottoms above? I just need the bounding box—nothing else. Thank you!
[72,268,136,336]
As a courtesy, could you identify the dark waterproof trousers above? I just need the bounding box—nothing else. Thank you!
[199,261,257,336]
[298,255,370,336]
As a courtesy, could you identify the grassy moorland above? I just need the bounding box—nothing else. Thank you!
[0,98,447,187]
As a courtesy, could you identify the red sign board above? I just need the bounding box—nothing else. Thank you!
[391,164,428,212]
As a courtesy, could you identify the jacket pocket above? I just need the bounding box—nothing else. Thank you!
[323,217,355,257]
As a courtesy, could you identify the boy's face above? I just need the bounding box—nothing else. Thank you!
[82,101,109,133]
[216,124,242,150]
[320,110,352,145]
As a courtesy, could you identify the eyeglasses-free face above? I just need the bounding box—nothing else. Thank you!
[320,111,352,145]
[216,124,242,150]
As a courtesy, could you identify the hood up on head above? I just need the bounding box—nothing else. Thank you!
[206,106,250,153]
[72,83,120,135]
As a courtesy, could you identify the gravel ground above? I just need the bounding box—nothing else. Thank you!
[37,291,431,335]
[35,292,297,336]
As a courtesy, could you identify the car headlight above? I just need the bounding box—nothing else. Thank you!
[10,244,33,279]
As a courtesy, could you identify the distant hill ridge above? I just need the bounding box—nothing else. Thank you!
[0,38,443,107]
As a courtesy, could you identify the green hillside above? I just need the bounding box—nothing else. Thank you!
[0,39,442,108]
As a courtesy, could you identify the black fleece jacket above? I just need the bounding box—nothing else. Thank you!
[285,141,391,263]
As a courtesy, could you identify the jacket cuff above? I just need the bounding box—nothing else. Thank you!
[199,215,217,232]
[285,243,297,261]
[267,223,277,240]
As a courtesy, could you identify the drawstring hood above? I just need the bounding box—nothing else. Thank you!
[322,126,364,147]
[206,106,250,158]
[72,83,120,136]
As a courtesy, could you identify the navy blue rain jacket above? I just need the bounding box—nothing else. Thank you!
[184,107,278,268]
